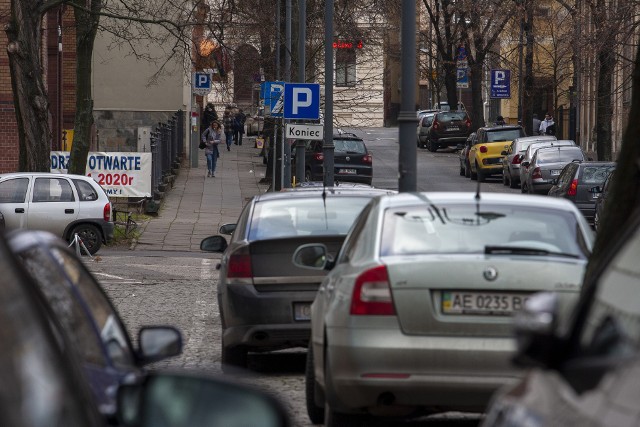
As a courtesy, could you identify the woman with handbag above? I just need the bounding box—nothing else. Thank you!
[201,121,222,177]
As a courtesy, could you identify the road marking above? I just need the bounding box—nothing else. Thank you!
[187,259,215,353]
[94,272,126,280]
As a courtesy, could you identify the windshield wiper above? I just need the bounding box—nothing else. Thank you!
[484,246,580,259]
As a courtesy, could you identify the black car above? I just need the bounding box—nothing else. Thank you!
[7,229,183,419]
[291,133,373,185]
[548,161,616,225]
[425,110,472,152]
[0,229,292,427]
[592,169,616,231]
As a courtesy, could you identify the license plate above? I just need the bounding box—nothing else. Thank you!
[447,127,460,131]
[293,303,312,321]
[442,291,529,316]
[338,168,357,174]
[550,170,561,176]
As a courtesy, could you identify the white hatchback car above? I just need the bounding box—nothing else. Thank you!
[0,173,114,254]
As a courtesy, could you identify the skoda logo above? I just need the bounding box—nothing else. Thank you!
[483,267,498,281]
[346,156,351,162]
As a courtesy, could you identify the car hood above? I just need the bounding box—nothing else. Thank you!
[384,255,586,337]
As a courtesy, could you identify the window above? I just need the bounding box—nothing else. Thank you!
[33,178,75,202]
[335,48,356,87]
[0,178,29,203]
[73,179,98,202]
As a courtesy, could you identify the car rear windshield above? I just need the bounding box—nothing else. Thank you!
[580,165,616,184]
[334,139,366,154]
[537,148,584,164]
[381,203,589,258]
[486,129,525,142]
[437,112,468,122]
[249,196,372,240]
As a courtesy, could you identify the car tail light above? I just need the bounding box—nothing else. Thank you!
[227,246,253,279]
[567,179,578,196]
[532,167,542,180]
[313,153,324,161]
[363,154,372,164]
[103,203,111,222]
[465,118,472,129]
[479,145,488,153]
[350,265,395,316]
[512,155,522,165]
[432,120,440,131]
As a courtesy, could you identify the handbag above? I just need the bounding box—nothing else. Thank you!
[199,141,206,149]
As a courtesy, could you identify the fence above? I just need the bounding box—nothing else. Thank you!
[147,110,185,212]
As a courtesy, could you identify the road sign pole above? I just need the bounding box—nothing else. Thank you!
[190,93,198,168]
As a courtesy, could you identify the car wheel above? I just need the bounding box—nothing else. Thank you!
[305,169,312,182]
[470,163,478,180]
[521,181,528,193]
[502,172,509,186]
[70,224,102,255]
[305,343,325,424]
[459,163,465,176]
[465,160,471,178]
[509,176,519,189]
[221,341,248,372]
[427,139,438,153]
[477,165,486,182]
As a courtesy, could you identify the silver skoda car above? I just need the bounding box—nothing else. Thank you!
[295,192,594,426]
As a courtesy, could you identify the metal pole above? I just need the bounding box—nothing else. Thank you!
[296,0,306,186]
[191,93,198,168]
[323,0,334,187]
[283,0,292,187]
[398,0,417,192]
[517,12,524,125]
[276,0,281,81]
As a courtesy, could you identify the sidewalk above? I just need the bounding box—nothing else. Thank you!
[133,138,269,251]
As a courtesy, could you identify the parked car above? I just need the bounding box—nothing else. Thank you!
[522,146,587,194]
[7,229,183,419]
[433,101,466,111]
[482,209,640,427]
[592,169,616,231]
[501,135,556,188]
[0,230,291,427]
[416,108,439,119]
[200,186,395,371]
[295,192,594,426]
[290,133,373,185]
[459,132,477,177]
[548,161,616,225]
[416,111,437,149]
[0,172,114,254]
[425,110,472,152]
[468,125,526,182]
[519,139,576,193]
[246,107,265,136]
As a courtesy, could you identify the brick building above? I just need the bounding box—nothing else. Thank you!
[0,3,77,173]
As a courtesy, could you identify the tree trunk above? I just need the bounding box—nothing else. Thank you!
[586,42,640,278]
[443,62,458,109]
[5,0,52,172]
[595,48,614,161]
[523,5,534,134]
[68,1,101,175]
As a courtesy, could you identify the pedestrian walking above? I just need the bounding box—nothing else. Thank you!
[495,115,506,126]
[202,102,218,130]
[223,106,235,151]
[233,108,247,146]
[201,121,222,177]
[539,112,555,135]
[532,113,541,135]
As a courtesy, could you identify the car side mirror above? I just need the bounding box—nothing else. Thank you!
[589,186,602,194]
[500,150,508,156]
[200,236,228,252]
[219,223,236,235]
[521,161,530,167]
[512,292,560,368]
[117,372,291,427]
[138,326,183,364]
[292,244,332,270]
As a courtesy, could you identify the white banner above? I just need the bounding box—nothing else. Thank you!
[51,151,152,198]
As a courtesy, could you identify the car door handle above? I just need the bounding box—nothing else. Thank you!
[15,208,24,213]
[65,209,74,214]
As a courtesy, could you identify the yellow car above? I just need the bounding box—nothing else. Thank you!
[468,125,526,182]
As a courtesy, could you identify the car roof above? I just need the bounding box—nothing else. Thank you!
[536,145,583,153]
[0,172,89,179]
[377,191,581,212]
[514,135,556,143]
[333,132,363,140]
[480,125,524,131]
[256,187,396,201]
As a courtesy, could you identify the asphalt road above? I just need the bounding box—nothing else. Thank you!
[88,127,522,426]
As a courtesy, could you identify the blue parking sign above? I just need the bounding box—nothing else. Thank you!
[490,69,511,99]
[283,83,320,120]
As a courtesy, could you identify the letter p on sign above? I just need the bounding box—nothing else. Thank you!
[495,70,505,83]
[292,88,312,114]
